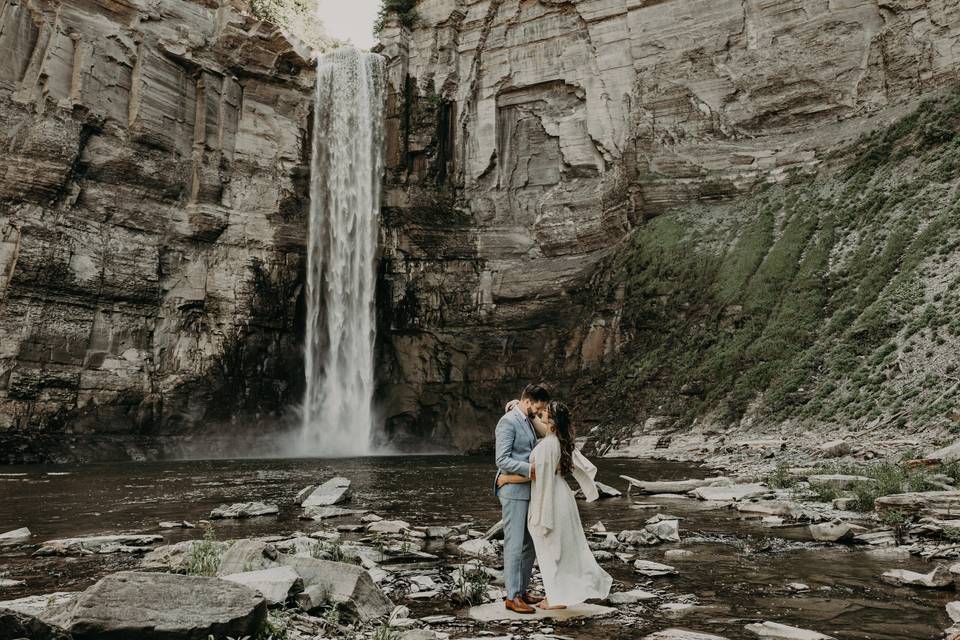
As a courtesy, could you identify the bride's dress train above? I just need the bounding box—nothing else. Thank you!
[527,434,612,606]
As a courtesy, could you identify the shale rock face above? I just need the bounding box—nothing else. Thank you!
[376,0,960,450]
[0,0,314,462]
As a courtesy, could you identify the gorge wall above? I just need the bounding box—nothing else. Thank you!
[0,0,314,462]
[375,0,960,452]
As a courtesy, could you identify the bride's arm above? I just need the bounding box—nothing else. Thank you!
[496,473,531,487]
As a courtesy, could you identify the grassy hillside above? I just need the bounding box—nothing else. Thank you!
[585,88,960,439]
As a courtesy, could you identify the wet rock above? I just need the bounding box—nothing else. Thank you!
[34,534,163,556]
[736,501,800,517]
[664,550,693,559]
[0,608,72,640]
[808,520,867,543]
[468,601,615,621]
[634,560,677,576]
[818,441,851,458]
[880,565,954,588]
[158,521,194,529]
[458,539,498,558]
[619,530,658,546]
[217,540,280,575]
[361,513,383,523]
[806,475,872,490]
[0,528,31,545]
[301,506,369,520]
[367,520,411,535]
[0,579,26,588]
[295,485,315,505]
[949,601,960,622]
[646,515,681,543]
[787,583,810,592]
[45,571,266,640]
[745,621,836,639]
[222,566,303,605]
[278,556,393,621]
[0,593,77,618]
[659,602,696,618]
[399,628,439,639]
[643,630,729,640]
[853,530,898,546]
[690,484,770,502]
[210,502,279,519]
[301,477,352,507]
[595,482,622,498]
[593,550,615,561]
[417,526,453,539]
[142,540,231,572]
[620,476,722,495]
[607,588,658,604]
[589,521,607,533]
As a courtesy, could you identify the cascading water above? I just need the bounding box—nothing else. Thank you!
[301,47,385,457]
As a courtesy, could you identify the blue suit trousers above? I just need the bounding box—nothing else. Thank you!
[500,495,536,599]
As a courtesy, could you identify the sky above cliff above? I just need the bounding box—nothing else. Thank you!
[318,0,378,48]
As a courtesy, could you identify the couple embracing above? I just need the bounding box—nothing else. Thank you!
[493,384,612,614]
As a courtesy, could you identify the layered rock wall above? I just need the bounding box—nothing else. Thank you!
[376,0,960,451]
[0,0,314,461]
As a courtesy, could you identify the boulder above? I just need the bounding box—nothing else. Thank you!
[875,491,960,517]
[0,528,31,545]
[645,517,681,543]
[949,601,960,623]
[367,520,410,535]
[927,441,960,464]
[619,530,659,546]
[209,502,278,519]
[45,572,266,640]
[33,534,163,556]
[141,540,231,572]
[620,476,721,495]
[222,566,303,605]
[806,475,872,489]
[418,526,453,539]
[458,539,498,558]
[0,608,72,640]
[595,482,622,498]
[818,440,851,458]
[0,593,77,618]
[217,540,280,576]
[643,630,730,640]
[880,565,954,588]
[277,555,393,621]
[690,484,770,502]
[295,485,315,505]
[634,560,677,576]
[808,520,867,543]
[745,621,836,639]
[607,588,659,604]
[301,477,352,507]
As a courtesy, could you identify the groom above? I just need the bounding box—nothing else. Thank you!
[494,383,550,614]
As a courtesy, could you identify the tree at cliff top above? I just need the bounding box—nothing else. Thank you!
[250,0,335,51]
[584,88,960,440]
[374,0,418,33]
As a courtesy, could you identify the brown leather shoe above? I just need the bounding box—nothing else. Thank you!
[521,592,546,605]
[504,596,536,614]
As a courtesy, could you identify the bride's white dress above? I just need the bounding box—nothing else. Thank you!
[527,434,612,606]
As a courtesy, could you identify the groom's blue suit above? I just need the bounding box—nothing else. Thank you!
[494,406,538,599]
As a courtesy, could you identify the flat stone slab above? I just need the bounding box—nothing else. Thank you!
[467,601,615,622]
[300,506,368,521]
[33,534,163,556]
[210,502,279,519]
[745,621,836,639]
[807,474,872,489]
[643,630,730,640]
[0,592,77,617]
[620,476,721,494]
[690,484,770,502]
[0,527,31,545]
[301,477,351,507]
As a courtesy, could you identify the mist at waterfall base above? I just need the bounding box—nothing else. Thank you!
[294,47,385,458]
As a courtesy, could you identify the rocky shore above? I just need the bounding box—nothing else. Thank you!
[6,453,960,640]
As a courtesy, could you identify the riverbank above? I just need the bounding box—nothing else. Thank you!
[2,455,960,639]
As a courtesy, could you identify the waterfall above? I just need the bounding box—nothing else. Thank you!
[302,47,385,457]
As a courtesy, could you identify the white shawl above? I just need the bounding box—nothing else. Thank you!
[528,436,601,537]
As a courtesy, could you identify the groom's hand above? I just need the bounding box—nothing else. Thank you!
[530,468,536,480]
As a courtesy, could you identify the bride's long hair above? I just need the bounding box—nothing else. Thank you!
[550,401,575,475]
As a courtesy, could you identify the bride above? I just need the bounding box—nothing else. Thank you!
[496,400,612,609]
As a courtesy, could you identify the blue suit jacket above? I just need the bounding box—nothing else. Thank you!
[494,407,538,500]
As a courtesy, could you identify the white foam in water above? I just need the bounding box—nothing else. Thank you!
[301,47,386,457]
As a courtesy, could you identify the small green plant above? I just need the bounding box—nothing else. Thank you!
[185,528,223,577]
[454,565,490,605]
[400,530,413,554]
[321,602,341,627]
[254,609,292,640]
[372,533,387,561]
[878,509,911,545]
[371,624,400,640]
[766,464,798,489]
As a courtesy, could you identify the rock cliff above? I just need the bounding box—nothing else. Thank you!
[0,0,314,461]
[375,0,960,451]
